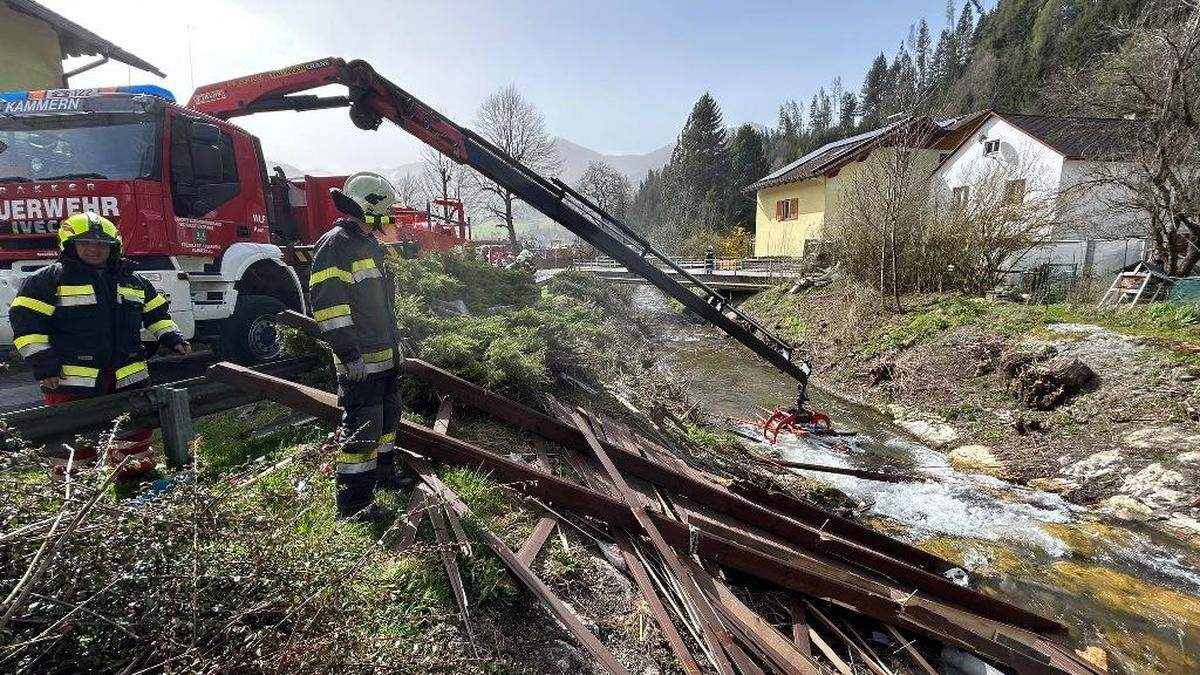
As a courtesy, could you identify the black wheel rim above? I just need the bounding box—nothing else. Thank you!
[247,315,281,361]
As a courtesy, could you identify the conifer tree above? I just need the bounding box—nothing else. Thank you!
[860,53,889,128]
[662,93,732,235]
[838,91,859,131]
[727,124,768,227]
[954,1,976,68]
[916,19,932,90]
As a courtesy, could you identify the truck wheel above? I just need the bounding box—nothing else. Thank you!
[218,295,286,365]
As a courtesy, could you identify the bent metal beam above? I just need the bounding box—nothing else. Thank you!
[205,361,1102,675]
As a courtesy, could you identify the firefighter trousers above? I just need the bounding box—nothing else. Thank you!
[45,383,156,479]
[335,369,401,515]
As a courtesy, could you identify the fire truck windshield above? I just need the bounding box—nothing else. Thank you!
[0,113,159,183]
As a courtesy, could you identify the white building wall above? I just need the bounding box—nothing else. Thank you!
[931,115,1149,281]
[931,115,1065,210]
[1057,159,1147,239]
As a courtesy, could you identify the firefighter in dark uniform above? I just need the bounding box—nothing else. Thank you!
[10,211,190,476]
[309,172,405,518]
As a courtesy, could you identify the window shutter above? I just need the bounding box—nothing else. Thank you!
[790,198,799,220]
[775,201,783,220]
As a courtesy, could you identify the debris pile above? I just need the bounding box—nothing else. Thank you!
[212,358,1107,675]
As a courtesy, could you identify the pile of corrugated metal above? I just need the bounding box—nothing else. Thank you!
[211,358,1106,675]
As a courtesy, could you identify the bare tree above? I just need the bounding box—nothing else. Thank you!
[420,146,466,222]
[1065,0,1200,275]
[575,161,632,220]
[929,156,1063,294]
[473,85,561,246]
[392,172,421,209]
[826,118,939,311]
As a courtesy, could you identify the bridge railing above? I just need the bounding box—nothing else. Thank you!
[571,255,808,279]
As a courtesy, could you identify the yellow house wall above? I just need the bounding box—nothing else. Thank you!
[0,5,64,90]
[824,148,942,235]
[753,178,826,257]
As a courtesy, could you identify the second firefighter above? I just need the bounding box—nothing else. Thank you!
[309,172,406,518]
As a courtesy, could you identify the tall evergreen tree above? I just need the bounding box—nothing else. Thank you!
[891,45,918,112]
[932,28,953,86]
[954,1,976,68]
[838,91,859,131]
[628,168,663,235]
[662,93,732,235]
[726,124,769,228]
[915,19,932,90]
[860,53,889,128]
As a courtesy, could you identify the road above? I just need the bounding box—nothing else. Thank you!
[0,351,218,414]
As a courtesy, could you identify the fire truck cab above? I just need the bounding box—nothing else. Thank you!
[0,86,306,363]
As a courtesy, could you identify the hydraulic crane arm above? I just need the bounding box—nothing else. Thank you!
[190,58,812,390]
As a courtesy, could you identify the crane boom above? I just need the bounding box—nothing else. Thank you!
[190,58,812,390]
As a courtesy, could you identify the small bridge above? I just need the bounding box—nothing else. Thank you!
[561,256,806,292]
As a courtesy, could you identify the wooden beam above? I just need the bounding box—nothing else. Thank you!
[884,624,938,675]
[808,626,852,675]
[426,398,627,674]
[569,409,737,675]
[394,486,431,552]
[789,596,812,657]
[804,601,891,675]
[685,558,822,675]
[516,436,560,566]
[428,494,476,647]
[517,518,557,567]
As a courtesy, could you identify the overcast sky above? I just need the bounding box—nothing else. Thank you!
[45,0,960,173]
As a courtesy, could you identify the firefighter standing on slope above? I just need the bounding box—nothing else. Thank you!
[10,212,190,477]
[309,172,407,518]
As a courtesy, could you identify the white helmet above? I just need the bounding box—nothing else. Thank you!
[339,171,397,219]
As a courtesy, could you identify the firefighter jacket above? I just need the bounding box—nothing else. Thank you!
[10,254,185,395]
[309,218,400,376]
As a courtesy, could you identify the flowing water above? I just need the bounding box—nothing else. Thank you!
[632,285,1200,674]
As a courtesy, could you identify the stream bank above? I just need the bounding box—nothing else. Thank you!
[738,282,1200,533]
[637,283,1200,674]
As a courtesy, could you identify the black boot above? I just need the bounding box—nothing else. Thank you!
[335,470,377,519]
[375,454,415,491]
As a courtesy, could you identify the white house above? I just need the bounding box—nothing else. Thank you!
[930,111,1147,278]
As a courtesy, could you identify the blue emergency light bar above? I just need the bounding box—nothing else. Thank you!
[0,85,175,103]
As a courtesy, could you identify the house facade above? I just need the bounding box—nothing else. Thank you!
[930,111,1147,277]
[0,0,163,91]
[747,113,986,257]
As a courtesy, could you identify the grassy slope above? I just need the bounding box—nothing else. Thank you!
[742,283,1200,503]
[0,257,683,673]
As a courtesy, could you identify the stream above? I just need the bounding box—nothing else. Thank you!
[632,285,1200,675]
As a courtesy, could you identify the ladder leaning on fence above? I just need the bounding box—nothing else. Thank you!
[1098,262,1173,307]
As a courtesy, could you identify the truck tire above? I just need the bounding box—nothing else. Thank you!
[218,294,286,365]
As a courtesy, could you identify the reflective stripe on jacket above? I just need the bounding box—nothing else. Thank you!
[9,256,183,395]
[309,219,399,370]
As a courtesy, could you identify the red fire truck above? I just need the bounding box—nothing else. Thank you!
[0,84,467,364]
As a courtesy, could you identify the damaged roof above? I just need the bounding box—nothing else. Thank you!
[746,110,987,192]
[5,0,166,79]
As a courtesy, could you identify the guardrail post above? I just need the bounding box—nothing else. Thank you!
[151,386,194,469]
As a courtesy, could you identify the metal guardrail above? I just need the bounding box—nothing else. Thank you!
[0,356,320,466]
[572,256,808,279]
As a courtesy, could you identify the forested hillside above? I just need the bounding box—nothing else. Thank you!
[623,0,1152,254]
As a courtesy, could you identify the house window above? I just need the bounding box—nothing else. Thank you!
[983,139,1001,155]
[1003,179,1026,205]
[775,197,800,221]
[952,186,970,210]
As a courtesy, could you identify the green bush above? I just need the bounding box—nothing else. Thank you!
[544,270,633,315]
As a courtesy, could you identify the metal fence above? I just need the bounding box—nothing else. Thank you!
[571,256,810,279]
